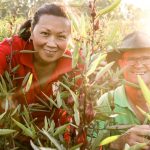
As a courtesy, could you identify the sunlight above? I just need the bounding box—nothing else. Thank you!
[122,0,150,10]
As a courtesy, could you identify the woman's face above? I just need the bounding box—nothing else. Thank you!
[31,14,71,64]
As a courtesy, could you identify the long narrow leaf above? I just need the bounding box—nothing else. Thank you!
[42,130,63,150]
[95,61,115,81]
[59,82,78,106]
[0,129,16,135]
[96,0,121,18]
[12,118,36,139]
[53,123,69,136]
[86,54,107,77]
[24,73,33,92]
[137,75,150,106]
[100,135,120,146]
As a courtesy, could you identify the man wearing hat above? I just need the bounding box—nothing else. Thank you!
[97,31,150,149]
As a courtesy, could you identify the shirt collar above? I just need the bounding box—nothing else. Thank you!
[114,85,133,112]
[20,47,72,83]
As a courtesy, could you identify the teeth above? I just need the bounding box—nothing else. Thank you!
[135,73,144,75]
[45,50,56,53]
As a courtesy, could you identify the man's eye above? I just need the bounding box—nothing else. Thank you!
[58,35,66,39]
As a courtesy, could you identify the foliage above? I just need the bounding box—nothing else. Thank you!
[0,0,147,150]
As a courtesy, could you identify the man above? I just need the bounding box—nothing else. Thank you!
[97,31,150,150]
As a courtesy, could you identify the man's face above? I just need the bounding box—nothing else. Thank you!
[118,49,150,85]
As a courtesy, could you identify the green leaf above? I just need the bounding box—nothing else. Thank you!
[12,118,36,139]
[11,104,21,116]
[48,120,55,133]
[128,143,147,150]
[20,50,37,53]
[0,129,16,135]
[42,129,64,150]
[42,92,58,108]
[53,123,69,136]
[22,72,31,87]
[4,71,13,88]
[100,135,120,146]
[70,143,83,150]
[72,43,80,68]
[95,61,115,81]
[23,105,30,123]
[56,91,62,108]
[136,106,150,121]
[91,130,109,150]
[0,75,7,92]
[96,0,121,18]
[24,73,33,92]
[11,65,20,73]
[86,54,107,77]
[44,117,48,131]
[30,140,40,150]
[137,75,150,106]
[0,112,6,120]
[59,82,78,107]
[73,104,80,126]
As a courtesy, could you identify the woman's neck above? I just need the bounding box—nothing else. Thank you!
[33,59,57,88]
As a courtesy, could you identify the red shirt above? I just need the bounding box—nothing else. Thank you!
[0,35,86,145]
[0,35,73,125]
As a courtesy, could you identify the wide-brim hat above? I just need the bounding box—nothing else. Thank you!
[107,31,150,69]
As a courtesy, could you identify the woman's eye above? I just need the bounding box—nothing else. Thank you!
[41,32,49,36]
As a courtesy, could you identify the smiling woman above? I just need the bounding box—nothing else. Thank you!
[0,3,85,149]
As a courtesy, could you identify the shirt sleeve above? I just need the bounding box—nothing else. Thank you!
[0,38,12,75]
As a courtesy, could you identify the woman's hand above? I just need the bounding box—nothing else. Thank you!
[110,125,150,150]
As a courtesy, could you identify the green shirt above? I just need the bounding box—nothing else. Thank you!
[97,85,140,129]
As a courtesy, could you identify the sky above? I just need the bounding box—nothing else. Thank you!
[122,0,150,10]
[121,0,150,32]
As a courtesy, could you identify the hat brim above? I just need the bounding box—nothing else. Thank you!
[106,47,150,70]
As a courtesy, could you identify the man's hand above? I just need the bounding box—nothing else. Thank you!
[110,125,150,150]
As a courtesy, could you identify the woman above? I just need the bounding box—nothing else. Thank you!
[0,3,85,148]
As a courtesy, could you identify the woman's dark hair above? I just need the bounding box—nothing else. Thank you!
[19,3,68,41]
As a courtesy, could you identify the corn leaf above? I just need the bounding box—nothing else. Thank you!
[100,135,120,146]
